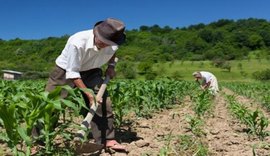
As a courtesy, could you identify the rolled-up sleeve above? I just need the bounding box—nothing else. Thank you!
[65,44,82,79]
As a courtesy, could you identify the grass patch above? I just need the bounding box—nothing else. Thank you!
[153,59,270,82]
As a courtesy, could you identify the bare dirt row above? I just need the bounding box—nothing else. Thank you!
[204,89,269,156]
[101,88,270,156]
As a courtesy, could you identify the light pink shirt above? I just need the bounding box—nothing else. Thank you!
[56,30,118,79]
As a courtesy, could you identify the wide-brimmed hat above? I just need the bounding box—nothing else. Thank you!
[93,18,126,46]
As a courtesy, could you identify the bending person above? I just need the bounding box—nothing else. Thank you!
[32,18,127,154]
[192,71,219,95]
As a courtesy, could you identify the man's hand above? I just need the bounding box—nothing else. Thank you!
[72,78,102,107]
[201,82,210,90]
[84,92,95,106]
[200,85,205,90]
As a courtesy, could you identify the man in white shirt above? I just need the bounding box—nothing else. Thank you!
[192,71,219,95]
[33,18,126,152]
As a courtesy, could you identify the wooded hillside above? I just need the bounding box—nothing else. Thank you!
[0,18,269,77]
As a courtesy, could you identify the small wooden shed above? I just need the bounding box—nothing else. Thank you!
[2,70,23,80]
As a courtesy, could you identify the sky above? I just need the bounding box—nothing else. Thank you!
[1,0,270,40]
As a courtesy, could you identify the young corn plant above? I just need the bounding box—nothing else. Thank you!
[185,115,205,137]
[0,80,34,155]
[0,80,85,155]
[192,90,213,117]
[226,95,270,140]
[159,131,174,156]
[0,102,23,155]
[227,95,248,122]
[172,135,209,156]
[109,81,131,127]
[244,110,270,140]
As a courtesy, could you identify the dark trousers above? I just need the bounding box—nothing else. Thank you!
[45,66,115,145]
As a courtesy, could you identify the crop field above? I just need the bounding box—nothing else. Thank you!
[0,79,270,155]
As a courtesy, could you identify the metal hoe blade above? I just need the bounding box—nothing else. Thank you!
[75,141,104,154]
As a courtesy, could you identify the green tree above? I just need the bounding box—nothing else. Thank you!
[248,34,264,50]
[117,61,137,79]
[185,37,208,53]
[138,61,153,74]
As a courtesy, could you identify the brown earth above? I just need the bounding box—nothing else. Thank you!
[1,88,270,156]
[92,88,270,156]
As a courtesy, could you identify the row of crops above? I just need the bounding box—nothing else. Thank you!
[225,95,269,140]
[223,82,270,111]
[222,81,270,155]
[0,80,86,155]
[223,82,270,137]
[0,79,196,155]
[160,90,214,155]
[159,81,270,155]
[1,79,269,155]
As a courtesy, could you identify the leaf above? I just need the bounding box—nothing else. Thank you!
[0,132,10,142]
[17,127,32,146]
[48,86,62,99]
[61,99,78,112]
[0,104,17,141]
[61,85,76,97]
[52,100,62,110]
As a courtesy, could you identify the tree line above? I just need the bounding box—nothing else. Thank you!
[0,18,270,74]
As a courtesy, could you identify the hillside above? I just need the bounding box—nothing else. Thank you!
[0,18,270,80]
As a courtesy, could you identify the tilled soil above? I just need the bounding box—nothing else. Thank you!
[203,91,269,156]
[102,88,270,156]
[1,88,270,156]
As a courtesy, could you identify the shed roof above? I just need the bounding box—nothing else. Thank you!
[2,70,23,75]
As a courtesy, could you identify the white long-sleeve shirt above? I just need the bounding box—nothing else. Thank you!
[200,71,219,94]
[200,71,214,84]
[56,30,118,79]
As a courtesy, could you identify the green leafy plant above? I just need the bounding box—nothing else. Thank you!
[192,90,213,117]
[226,95,270,140]
[185,115,205,137]
[0,80,85,155]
